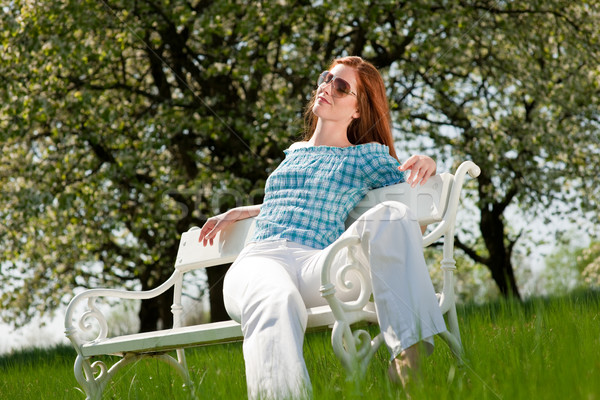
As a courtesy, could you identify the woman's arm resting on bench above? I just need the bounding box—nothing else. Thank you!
[199,205,261,246]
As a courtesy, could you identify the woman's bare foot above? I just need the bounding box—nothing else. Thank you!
[388,344,421,387]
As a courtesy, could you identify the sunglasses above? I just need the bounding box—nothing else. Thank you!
[317,71,357,98]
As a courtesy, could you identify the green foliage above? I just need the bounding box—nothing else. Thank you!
[533,237,600,295]
[0,0,321,326]
[535,237,585,295]
[579,241,600,287]
[425,246,500,304]
[387,1,600,297]
[1,0,599,326]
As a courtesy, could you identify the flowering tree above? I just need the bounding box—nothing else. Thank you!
[580,242,600,288]
[1,0,599,331]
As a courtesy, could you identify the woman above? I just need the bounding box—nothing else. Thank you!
[199,56,446,399]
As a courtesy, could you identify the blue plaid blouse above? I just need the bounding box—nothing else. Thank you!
[251,143,406,249]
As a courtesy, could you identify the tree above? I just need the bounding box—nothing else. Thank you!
[578,241,600,288]
[532,237,585,296]
[0,0,321,329]
[425,246,500,304]
[531,236,600,295]
[1,0,599,332]
[376,1,600,298]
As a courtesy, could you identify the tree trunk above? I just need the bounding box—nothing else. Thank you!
[138,288,174,332]
[207,263,231,322]
[480,206,522,299]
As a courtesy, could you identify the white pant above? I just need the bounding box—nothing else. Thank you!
[223,202,447,399]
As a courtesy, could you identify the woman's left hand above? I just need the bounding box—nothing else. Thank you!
[398,155,437,187]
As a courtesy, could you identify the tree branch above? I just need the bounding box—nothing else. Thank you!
[455,235,489,266]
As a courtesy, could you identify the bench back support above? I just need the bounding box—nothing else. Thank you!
[345,173,452,227]
[175,172,456,274]
[175,218,256,273]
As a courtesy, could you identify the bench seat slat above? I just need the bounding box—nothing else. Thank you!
[81,305,378,357]
[81,320,243,357]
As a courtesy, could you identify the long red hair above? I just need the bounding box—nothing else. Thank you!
[303,56,398,160]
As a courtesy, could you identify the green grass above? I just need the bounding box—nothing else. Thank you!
[1,290,599,399]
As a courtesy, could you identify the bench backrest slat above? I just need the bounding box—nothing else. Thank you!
[175,174,453,272]
[345,173,452,227]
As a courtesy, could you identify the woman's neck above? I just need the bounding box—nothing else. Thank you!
[309,119,353,148]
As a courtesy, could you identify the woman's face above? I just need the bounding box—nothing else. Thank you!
[312,64,360,125]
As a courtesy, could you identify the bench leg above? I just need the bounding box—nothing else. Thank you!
[331,321,385,378]
[74,355,104,400]
[74,352,194,399]
[438,304,464,363]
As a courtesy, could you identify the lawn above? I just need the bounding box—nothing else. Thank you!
[1,290,598,399]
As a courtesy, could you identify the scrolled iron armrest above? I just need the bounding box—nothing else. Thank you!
[422,161,479,247]
[455,160,481,180]
[319,236,372,313]
[64,272,180,348]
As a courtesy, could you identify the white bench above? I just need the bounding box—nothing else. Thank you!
[64,161,480,400]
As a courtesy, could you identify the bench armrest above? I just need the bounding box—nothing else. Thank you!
[64,271,182,350]
[64,219,255,351]
[422,161,481,246]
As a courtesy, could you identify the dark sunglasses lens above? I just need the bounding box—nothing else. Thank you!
[333,78,351,95]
